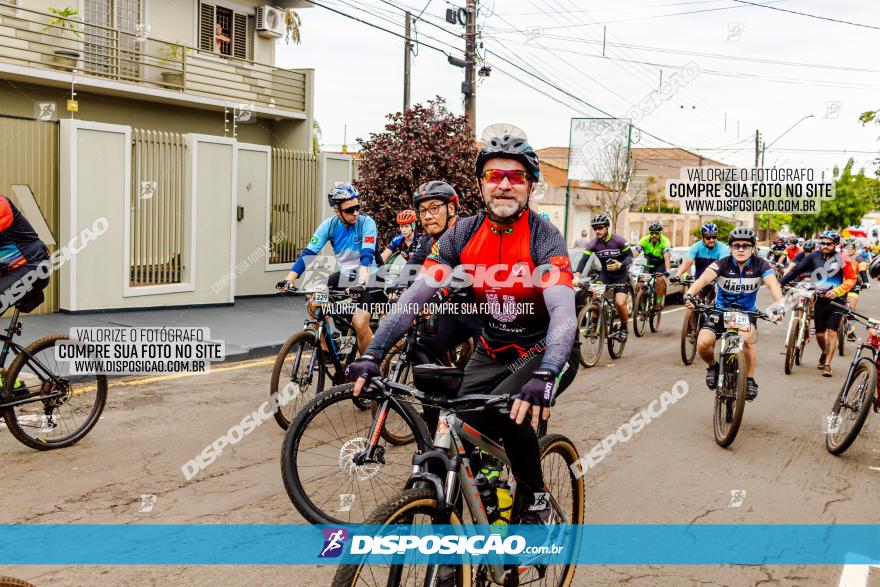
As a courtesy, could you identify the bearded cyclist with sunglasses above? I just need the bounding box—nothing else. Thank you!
[347,126,579,527]
[279,184,380,354]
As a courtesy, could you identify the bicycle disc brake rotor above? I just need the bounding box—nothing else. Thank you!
[338,437,382,481]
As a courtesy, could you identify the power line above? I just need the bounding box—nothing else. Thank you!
[481,27,880,74]
[730,0,880,31]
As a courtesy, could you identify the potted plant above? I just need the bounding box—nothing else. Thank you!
[43,6,82,70]
[157,41,189,87]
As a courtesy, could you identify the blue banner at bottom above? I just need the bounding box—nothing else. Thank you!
[0,525,877,565]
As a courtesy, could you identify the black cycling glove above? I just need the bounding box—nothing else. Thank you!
[346,355,381,382]
[517,370,556,409]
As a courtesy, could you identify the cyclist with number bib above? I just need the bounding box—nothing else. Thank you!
[637,223,671,311]
[347,126,579,527]
[779,230,857,377]
[279,184,380,353]
[573,213,633,341]
[684,227,785,401]
[671,223,729,298]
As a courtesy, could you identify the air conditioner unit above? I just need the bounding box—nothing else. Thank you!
[256,5,285,38]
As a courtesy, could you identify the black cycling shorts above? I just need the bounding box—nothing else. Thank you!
[814,297,844,333]
[700,310,757,337]
[597,271,628,286]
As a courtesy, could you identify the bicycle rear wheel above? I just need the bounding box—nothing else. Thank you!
[649,301,662,333]
[577,301,603,368]
[680,310,698,365]
[271,330,325,430]
[826,361,875,455]
[713,351,749,448]
[281,383,429,525]
[331,488,470,587]
[2,335,107,450]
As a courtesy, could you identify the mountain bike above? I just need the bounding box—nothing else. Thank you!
[632,271,664,337]
[331,366,584,587]
[0,298,107,450]
[576,280,629,368]
[271,288,370,430]
[825,302,880,455]
[690,301,775,448]
[783,282,815,375]
[675,276,713,366]
[281,289,474,524]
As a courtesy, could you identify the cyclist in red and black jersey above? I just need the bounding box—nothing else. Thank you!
[347,127,579,525]
[0,195,50,306]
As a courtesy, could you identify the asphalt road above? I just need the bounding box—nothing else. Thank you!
[0,288,878,586]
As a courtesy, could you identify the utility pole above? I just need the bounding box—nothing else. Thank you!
[403,11,412,112]
[753,129,761,234]
[463,0,477,135]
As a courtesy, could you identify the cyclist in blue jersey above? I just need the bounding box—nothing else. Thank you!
[279,184,379,353]
[671,223,730,298]
[380,209,421,262]
[684,227,785,400]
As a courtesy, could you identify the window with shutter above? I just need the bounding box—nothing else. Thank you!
[232,12,249,60]
[199,2,215,52]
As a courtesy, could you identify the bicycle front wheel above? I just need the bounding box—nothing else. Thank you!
[714,351,749,448]
[270,330,325,430]
[281,383,430,525]
[2,335,107,450]
[826,360,875,455]
[607,306,626,359]
[577,301,603,368]
[632,289,648,337]
[331,488,471,587]
[680,310,698,365]
[837,317,846,357]
[784,314,802,375]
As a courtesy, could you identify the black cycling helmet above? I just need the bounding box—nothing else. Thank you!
[475,133,541,181]
[788,237,799,245]
[870,254,880,280]
[803,239,816,252]
[327,183,358,207]
[591,213,611,227]
[412,180,459,211]
[821,230,840,244]
[728,226,757,245]
[649,222,663,233]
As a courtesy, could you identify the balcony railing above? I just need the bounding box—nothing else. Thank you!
[0,4,306,114]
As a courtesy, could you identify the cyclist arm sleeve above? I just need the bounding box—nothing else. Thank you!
[575,250,592,274]
[364,277,438,359]
[779,254,812,287]
[834,262,858,296]
[539,285,577,375]
[620,244,633,270]
[291,221,331,274]
[360,217,378,266]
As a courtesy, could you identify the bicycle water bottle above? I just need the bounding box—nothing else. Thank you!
[494,487,512,525]
[475,474,499,522]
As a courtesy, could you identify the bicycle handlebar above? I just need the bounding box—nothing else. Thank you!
[688,300,773,322]
[369,377,515,413]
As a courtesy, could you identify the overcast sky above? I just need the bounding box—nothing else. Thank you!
[277,0,879,178]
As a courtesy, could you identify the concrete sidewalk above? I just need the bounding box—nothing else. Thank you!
[14,296,307,362]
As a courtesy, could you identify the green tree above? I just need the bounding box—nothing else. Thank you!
[757,213,792,232]
[355,97,480,240]
[789,159,879,236]
[689,218,736,241]
[859,108,880,173]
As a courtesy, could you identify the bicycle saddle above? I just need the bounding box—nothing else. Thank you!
[412,364,464,396]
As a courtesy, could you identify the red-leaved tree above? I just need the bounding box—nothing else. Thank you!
[355,97,481,243]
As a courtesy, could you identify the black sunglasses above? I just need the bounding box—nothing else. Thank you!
[340,204,361,215]
[703,235,718,240]
[819,241,835,247]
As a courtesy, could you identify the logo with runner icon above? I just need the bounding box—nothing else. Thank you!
[319,528,349,558]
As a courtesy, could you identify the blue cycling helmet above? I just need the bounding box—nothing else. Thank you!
[538,211,551,221]
[327,184,358,207]
[700,223,718,236]
[820,230,840,244]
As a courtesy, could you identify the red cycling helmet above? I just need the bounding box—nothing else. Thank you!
[396,209,418,225]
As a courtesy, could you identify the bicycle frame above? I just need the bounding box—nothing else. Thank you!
[0,309,68,408]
